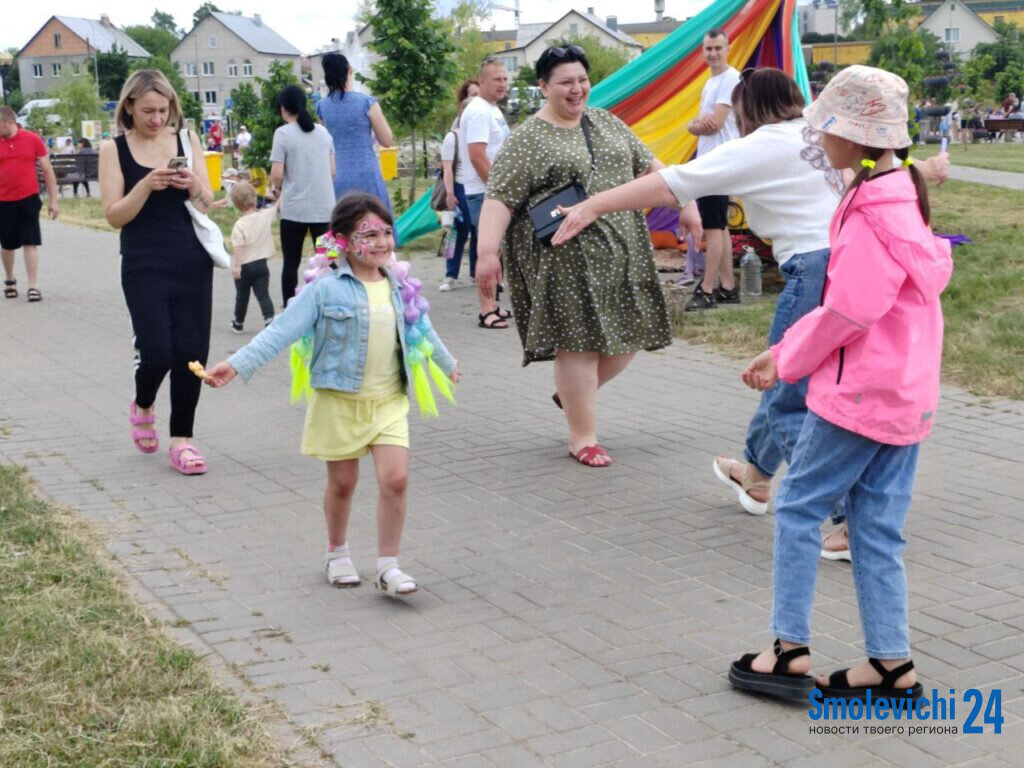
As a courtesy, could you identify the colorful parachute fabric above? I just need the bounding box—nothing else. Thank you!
[395,0,808,246]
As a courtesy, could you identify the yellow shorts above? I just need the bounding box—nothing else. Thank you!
[300,389,409,461]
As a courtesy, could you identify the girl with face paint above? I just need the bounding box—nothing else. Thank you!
[204,194,460,597]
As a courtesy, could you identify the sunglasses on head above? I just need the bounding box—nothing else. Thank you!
[548,44,586,59]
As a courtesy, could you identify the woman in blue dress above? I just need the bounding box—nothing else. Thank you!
[316,53,394,213]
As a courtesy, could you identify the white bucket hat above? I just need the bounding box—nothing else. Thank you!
[804,65,911,149]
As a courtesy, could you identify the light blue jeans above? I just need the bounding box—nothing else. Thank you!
[771,412,920,659]
[743,248,844,526]
[743,248,829,477]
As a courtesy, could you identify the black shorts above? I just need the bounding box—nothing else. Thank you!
[696,195,729,231]
[0,195,43,250]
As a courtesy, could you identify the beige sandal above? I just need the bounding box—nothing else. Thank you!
[821,524,851,562]
[712,457,770,515]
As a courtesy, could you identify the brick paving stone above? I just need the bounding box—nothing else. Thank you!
[2,220,1022,765]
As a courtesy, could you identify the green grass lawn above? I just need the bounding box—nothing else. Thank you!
[670,179,1024,400]
[912,142,1024,175]
[0,466,288,767]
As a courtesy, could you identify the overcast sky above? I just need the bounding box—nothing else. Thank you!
[4,1,716,55]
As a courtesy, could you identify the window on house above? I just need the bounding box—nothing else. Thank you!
[185,62,197,76]
[209,35,217,48]
[191,91,201,104]
[204,90,218,104]
[242,60,253,76]
[500,56,518,72]
[569,23,578,35]
[54,33,62,48]
[33,64,43,78]
[203,61,215,76]
[52,63,62,77]
[944,27,960,43]
[71,62,81,76]
[227,61,238,77]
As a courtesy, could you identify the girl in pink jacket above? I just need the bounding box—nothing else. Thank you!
[728,66,953,704]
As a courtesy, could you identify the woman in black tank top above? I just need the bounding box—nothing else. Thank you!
[100,70,215,475]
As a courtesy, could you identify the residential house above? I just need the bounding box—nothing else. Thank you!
[482,8,643,76]
[918,0,1000,55]
[919,0,1024,30]
[797,0,854,39]
[171,12,301,117]
[17,15,150,98]
[618,19,686,49]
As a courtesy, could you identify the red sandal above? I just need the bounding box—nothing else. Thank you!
[569,443,612,467]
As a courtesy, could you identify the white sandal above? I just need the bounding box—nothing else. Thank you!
[325,554,361,587]
[820,524,851,562]
[374,567,418,596]
[712,457,770,515]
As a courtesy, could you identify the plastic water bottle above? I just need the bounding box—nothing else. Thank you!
[443,226,456,262]
[740,245,762,297]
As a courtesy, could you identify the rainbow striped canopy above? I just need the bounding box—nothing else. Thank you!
[396,0,809,245]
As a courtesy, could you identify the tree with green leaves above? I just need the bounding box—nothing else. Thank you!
[545,32,630,85]
[152,10,182,35]
[96,45,130,101]
[49,72,103,135]
[964,21,1024,105]
[362,0,456,199]
[228,81,260,130]
[193,3,222,28]
[245,60,302,170]
[841,0,914,40]
[123,25,181,60]
[868,23,942,98]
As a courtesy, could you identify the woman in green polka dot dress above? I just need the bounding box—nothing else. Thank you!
[476,45,673,467]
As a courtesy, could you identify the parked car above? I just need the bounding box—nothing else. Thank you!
[506,86,544,115]
[16,98,62,127]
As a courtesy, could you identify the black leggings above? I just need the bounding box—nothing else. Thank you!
[123,276,212,438]
[280,219,329,308]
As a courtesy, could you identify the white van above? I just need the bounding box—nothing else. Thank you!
[16,99,61,127]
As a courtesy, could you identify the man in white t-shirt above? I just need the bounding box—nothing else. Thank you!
[685,28,742,311]
[458,57,511,328]
[235,125,252,163]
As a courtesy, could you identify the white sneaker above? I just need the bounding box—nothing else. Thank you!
[438,277,457,292]
[469,277,476,286]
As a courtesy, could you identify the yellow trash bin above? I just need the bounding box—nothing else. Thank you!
[378,146,398,181]
[204,151,223,192]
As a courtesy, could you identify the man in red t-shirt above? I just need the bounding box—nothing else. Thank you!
[0,106,59,302]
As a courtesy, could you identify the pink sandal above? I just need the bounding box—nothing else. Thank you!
[129,400,158,454]
[569,443,612,467]
[168,443,207,475]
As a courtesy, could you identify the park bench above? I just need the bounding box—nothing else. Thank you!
[47,153,100,195]
[984,118,1024,142]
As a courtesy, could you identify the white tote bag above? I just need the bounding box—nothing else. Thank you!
[179,129,231,269]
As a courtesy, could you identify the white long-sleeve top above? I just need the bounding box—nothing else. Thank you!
[660,118,844,264]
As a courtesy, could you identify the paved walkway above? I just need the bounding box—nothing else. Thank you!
[2,221,1023,767]
[949,164,1024,191]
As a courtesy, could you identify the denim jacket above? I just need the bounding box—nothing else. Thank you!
[228,259,457,392]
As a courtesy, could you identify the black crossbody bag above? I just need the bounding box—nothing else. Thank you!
[527,115,595,245]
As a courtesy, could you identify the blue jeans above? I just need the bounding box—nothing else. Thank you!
[744,248,829,477]
[448,183,476,280]
[772,412,920,658]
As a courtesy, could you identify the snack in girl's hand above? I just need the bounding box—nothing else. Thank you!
[188,360,210,380]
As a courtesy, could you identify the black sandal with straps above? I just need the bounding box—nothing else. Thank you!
[3,279,16,299]
[818,658,922,701]
[729,638,815,702]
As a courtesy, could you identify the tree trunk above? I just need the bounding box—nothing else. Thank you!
[422,133,428,179]
[409,126,417,200]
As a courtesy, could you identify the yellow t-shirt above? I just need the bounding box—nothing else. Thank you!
[358,277,402,399]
